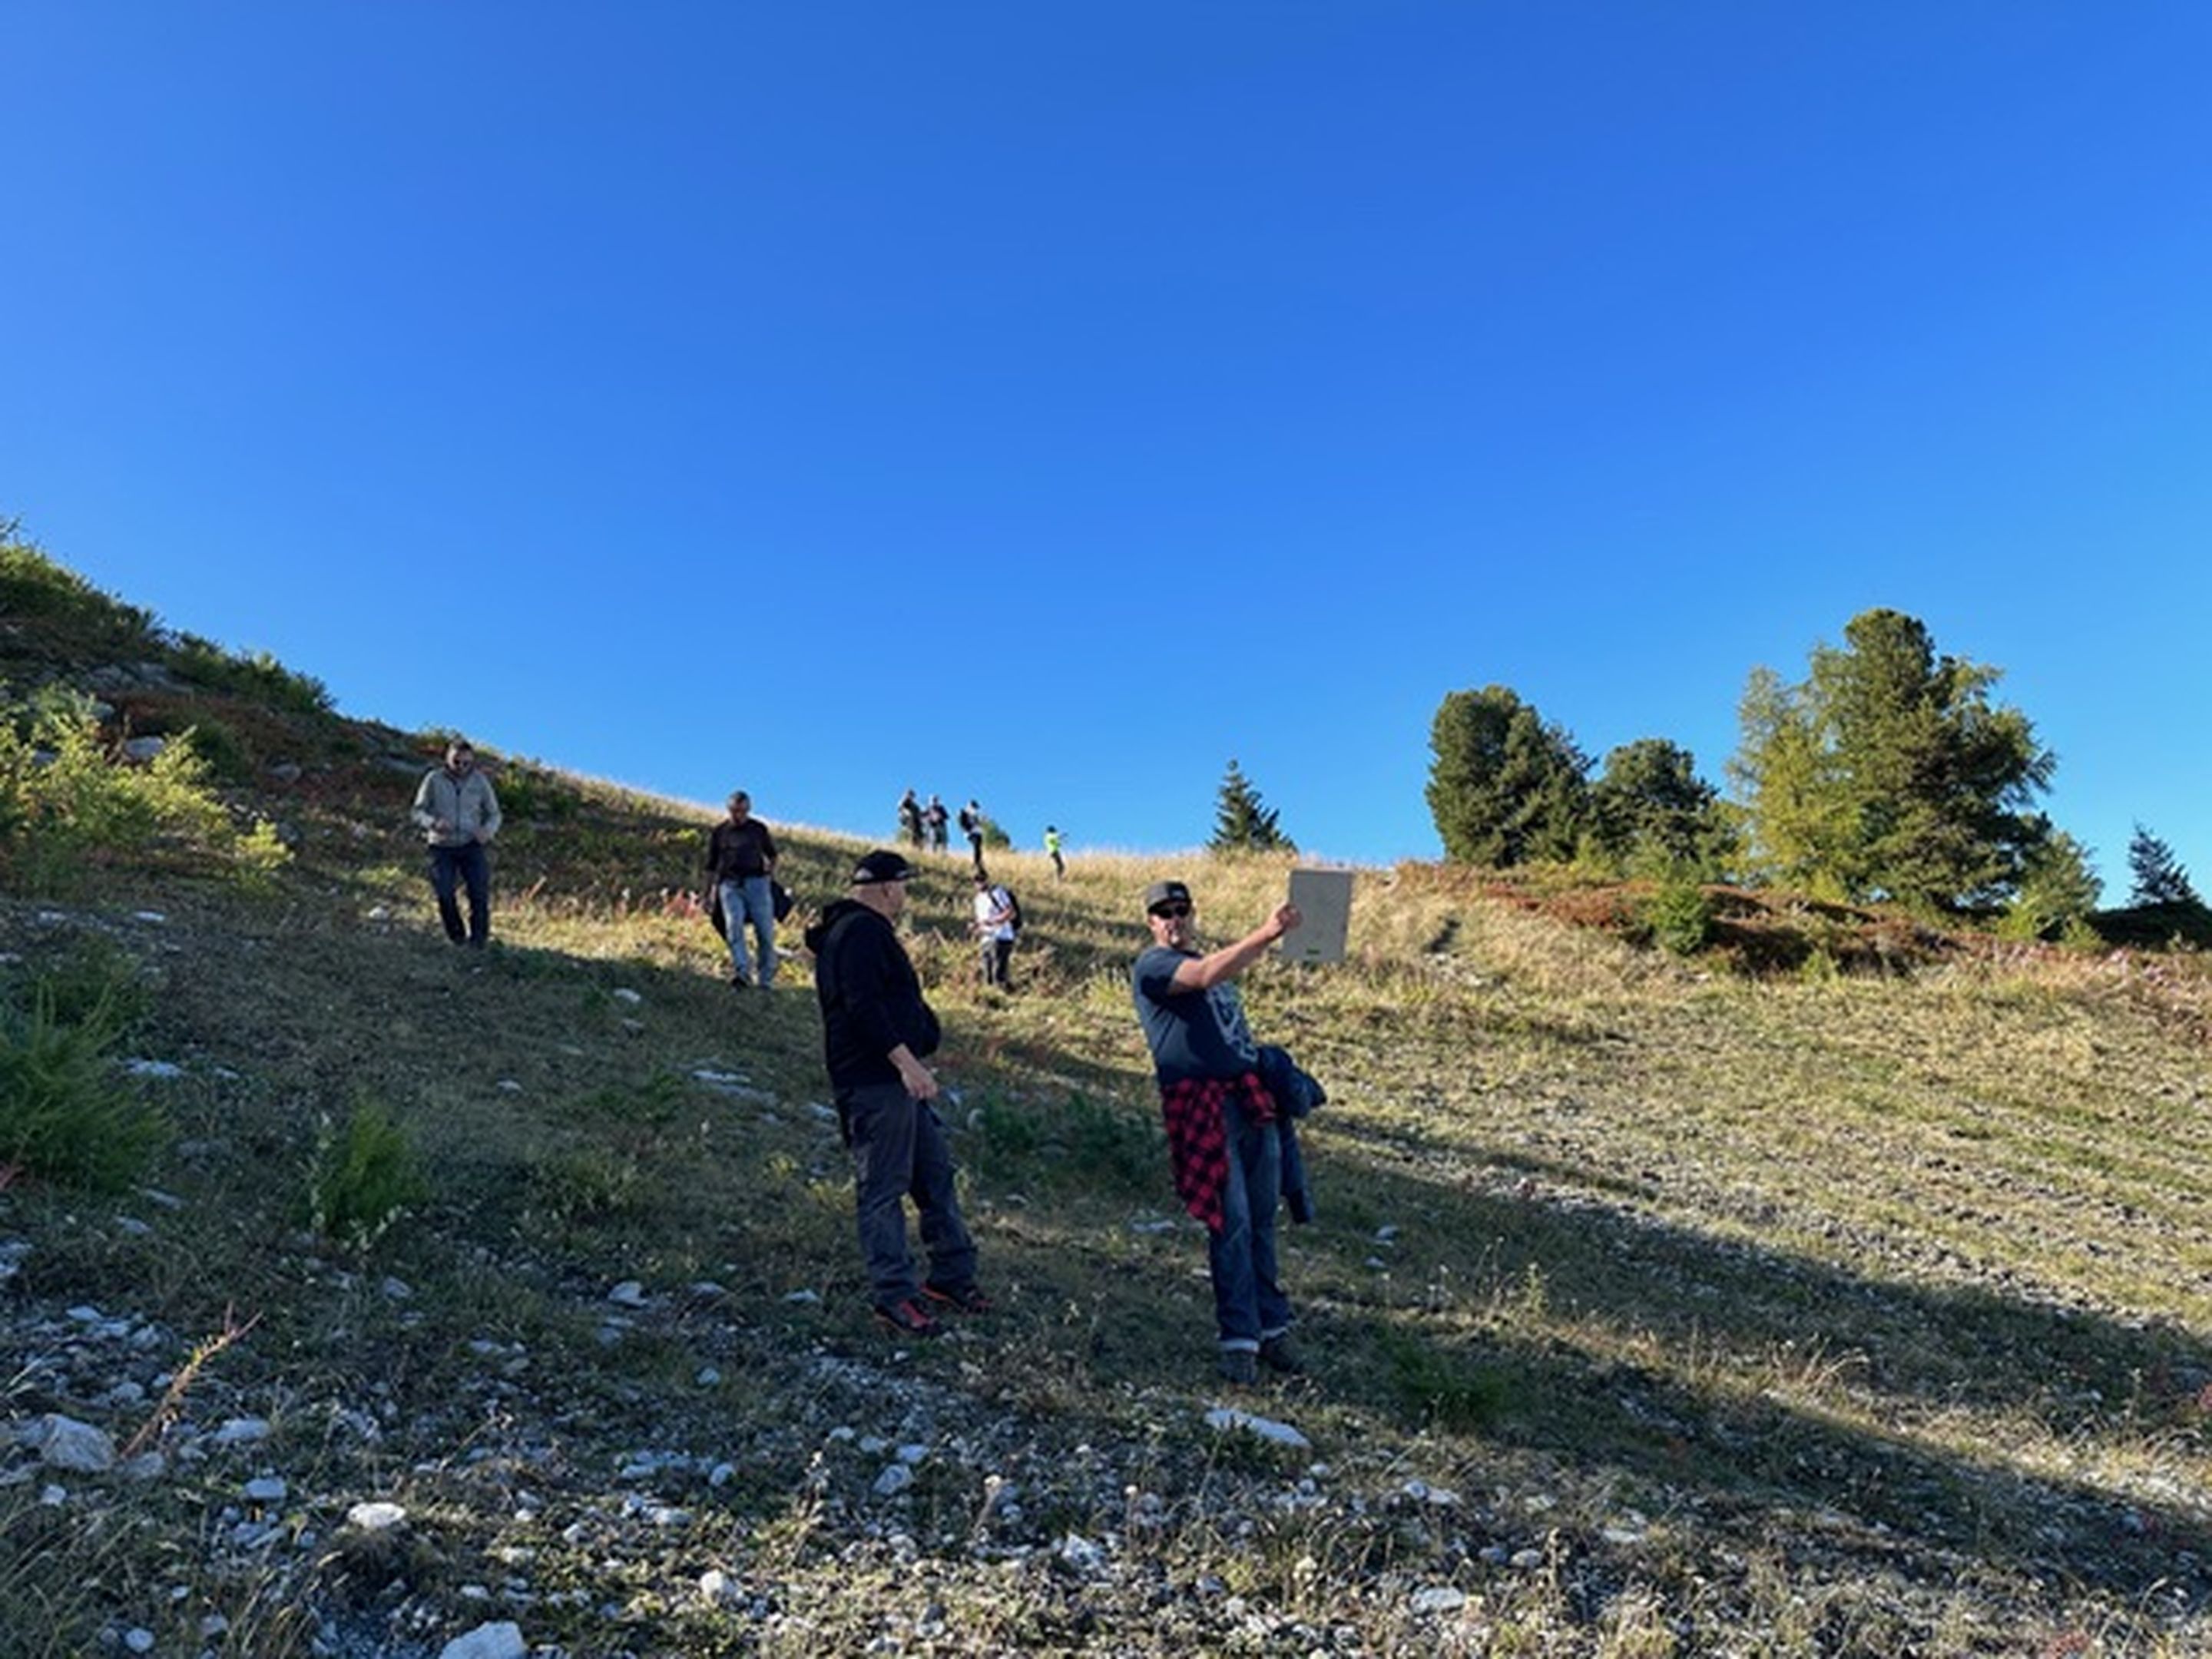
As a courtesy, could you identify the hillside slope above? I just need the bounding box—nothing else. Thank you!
[3,542,2210,1657]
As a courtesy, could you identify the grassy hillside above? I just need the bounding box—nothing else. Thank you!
[3,540,2210,1657]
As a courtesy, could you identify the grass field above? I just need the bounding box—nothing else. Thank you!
[2,570,2209,1654]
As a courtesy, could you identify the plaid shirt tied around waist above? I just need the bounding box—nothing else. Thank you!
[1159,1071,1277,1233]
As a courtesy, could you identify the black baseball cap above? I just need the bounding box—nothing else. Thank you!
[1143,879,1192,915]
[852,849,917,886]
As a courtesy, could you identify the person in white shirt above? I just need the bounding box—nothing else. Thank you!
[971,872,1018,990]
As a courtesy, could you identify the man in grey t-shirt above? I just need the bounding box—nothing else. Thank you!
[1131,878,1304,1385]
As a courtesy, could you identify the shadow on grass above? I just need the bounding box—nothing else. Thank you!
[1286,1136,2212,1608]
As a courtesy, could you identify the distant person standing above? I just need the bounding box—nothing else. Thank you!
[924,793,950,853]
[972,871,1018,991]
[898,789,924,849]
[704,790,781,989]
[410,740,502,948]
[1044,825,1065,880]
[806,849,992,1336]
[958,799,987,874]
[1131,878,1305,1385]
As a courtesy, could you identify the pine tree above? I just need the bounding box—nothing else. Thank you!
[2127,823,2200,907]
[1209,760,1294,854]
[1590,737,1729,872]
[1425,685,1589,866]
[1730,609,2053,909]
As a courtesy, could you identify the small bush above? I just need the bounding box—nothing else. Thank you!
[0,979,167,1193]
[525,1146,647,1227]
[307,1097,429,1249]
[169,633,334,717]
[1641,875,1714,957]
[495,761,581,823]
[0,691,294,893]
[176,717,257,785]
[1377,1326,1510,1432]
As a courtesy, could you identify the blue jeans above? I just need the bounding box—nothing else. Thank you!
[427,841,491,945]
[1209,1095,1291,1352]
[842,1081,977,1308]
[720,876,777,986]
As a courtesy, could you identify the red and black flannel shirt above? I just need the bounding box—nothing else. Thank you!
[1159,1071,1277,1233]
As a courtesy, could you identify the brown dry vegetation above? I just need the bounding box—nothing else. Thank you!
[2,588,2210,1655]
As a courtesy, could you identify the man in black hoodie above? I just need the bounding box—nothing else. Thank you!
[806,849,991,1336]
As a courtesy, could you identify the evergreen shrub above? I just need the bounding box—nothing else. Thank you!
[1641,875,1714,957]
[307,1097,429,1249]
[0,971,167,1193]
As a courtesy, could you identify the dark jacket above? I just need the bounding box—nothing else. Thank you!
[704,819,778,882]
[806,899,942,1089]
[1257,1044,1326,1225]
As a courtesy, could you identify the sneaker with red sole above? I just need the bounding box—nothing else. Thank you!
[920,1280,994,1315]
[873,1298,942,1338]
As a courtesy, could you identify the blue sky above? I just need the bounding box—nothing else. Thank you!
[7,4,2208,892]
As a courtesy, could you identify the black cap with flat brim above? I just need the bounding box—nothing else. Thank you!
[852,849,917,886]
[1143,879,1191,914]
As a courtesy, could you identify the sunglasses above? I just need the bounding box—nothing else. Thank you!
[1149,902,1193,919]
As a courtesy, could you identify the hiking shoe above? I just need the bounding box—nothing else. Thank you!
[873,1298,941,1339]
[1259,1333,1307,1376]
[1219,1348,1260,1386]
[921,1280,994,1315]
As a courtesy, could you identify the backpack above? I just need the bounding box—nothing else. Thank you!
[998,886,1022,932]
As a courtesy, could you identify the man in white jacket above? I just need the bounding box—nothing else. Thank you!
[410,740,502,947]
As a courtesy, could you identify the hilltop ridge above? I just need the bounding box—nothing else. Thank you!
[3,535,2210,1657]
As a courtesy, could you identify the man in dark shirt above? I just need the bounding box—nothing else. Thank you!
[806,849,991,1336]
[1131,878,1304,1384]
[703,791,780,988]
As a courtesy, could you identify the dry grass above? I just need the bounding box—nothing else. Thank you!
[2,743,2209,1655]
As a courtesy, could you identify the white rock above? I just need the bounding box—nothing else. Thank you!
[699,1568,739,1605]
[872,1463,913,1497]
[40,1484,68,1506]
[1410,1586,1466,1614]
[245,1477,288,1502]
[1201,1408,1311,1450]
[346,1501,408,1532]
[122,1059,184,1079]
[896,1443,929,1465]
[34,1415,115,1472]
[437,1622,527,1659]
[1057,1533,1108,1574]
[611,988,644,1005]
[123,1628,156,1653]
[121,737,167,762]
[496,1079,522,1093]
[210,1418,271,1447]
[783,1289,820,1305]
[607,1281,649,1307]
[696,1367,720,1387]
[380,1277,414,1301]
[132,910,167,924]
